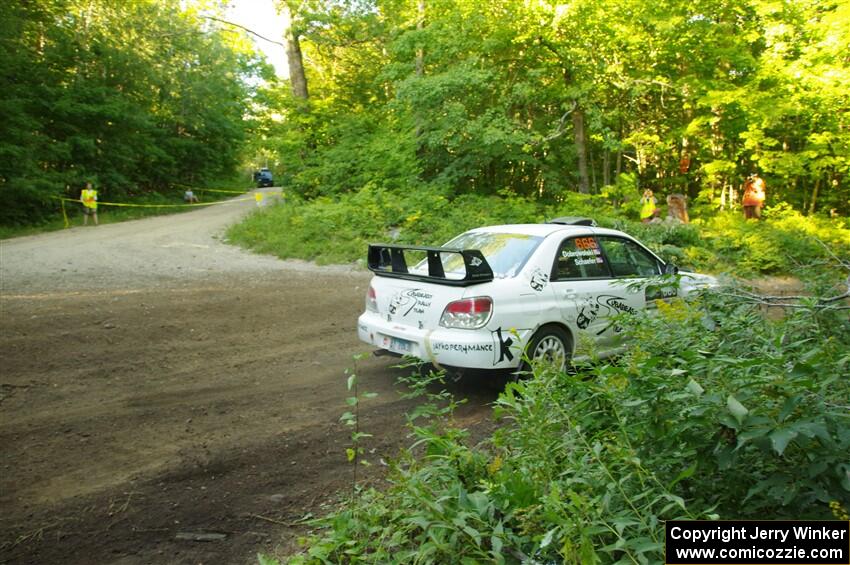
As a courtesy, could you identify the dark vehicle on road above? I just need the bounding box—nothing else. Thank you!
[253,168,274,188]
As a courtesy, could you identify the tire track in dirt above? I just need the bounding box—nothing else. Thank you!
[0,194,498,564]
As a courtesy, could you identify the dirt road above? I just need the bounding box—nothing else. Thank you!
[0,192,497,564]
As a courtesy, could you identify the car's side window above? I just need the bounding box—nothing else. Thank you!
[598,237,661,277]
[552,236,610,280]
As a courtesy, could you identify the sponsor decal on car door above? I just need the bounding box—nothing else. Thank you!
[596,235,664,316]
[549,236,644,350]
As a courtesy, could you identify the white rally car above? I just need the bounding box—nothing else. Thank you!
[357,218,715,374]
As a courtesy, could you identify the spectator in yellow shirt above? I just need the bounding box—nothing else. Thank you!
[640,189,658,223]
[81,182,98,226]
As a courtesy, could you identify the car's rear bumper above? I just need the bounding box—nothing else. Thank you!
[357,311,529,370]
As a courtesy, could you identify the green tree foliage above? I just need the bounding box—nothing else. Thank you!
[255,0,849,215]
[0,0,267,224]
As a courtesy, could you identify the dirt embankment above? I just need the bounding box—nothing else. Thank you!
[0,193,497,564]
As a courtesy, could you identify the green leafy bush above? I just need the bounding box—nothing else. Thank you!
[272,283,849,564]
[228,187,569,264]
[229,187,849,279]
[697,206,850,276]
[609,293,850,517]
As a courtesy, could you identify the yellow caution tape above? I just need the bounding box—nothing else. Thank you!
[196,187,252,194]
[174,183,251,195]
[55,190,283,210]
[57,197,255,208]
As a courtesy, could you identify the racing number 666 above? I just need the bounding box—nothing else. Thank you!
[574,237,597,250]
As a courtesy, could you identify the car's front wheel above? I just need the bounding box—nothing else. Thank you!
[522,325,572,374]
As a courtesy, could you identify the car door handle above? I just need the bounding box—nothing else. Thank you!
[563,290,577,300]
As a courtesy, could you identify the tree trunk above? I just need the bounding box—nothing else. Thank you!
[414,0,426,142]
[589,145,597,193]
[556,65,589,194]
[281,3,308,100]
[602,149,610,187]
[615,122,623,177]
[808,177,821,216]
[415,0,425,77]
[572,107,590,194]
[709,106,724,206]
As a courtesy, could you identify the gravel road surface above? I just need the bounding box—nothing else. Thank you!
[0,190,496,564]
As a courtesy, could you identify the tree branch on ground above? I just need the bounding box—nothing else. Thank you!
[721,244,850,310]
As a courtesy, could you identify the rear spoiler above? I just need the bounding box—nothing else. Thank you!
[367,243,494,287]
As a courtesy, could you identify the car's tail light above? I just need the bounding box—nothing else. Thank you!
[440,296,492,329]
[366,285,378,312]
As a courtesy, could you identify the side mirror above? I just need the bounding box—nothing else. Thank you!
[664,263,679,275]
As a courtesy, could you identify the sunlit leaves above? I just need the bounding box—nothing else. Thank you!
[261,0,850,213]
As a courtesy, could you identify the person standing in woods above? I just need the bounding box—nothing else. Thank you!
[666,193,690,223]
[742,174,766,220]
[183,188,199,203]
[640,189,658,223]
[81,182,98,226]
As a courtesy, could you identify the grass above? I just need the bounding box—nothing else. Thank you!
[226,187,850,278]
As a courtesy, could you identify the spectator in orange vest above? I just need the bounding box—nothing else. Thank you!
[742,174,766,220]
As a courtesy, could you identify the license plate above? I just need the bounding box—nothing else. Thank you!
[383,335,413,354]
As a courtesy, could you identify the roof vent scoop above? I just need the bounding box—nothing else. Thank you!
[546,217,597,226]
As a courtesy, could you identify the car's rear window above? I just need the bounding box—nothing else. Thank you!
[440,232,543,278]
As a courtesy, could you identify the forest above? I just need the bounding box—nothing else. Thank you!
[2,0,849,228]
[268,0,850,215]
[0,0,268,224]
[3,2,849,564]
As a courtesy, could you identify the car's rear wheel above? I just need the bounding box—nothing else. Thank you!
[521,325,572,375]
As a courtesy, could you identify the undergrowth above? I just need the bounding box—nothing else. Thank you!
[227,187,850,277]
[261,280,849,564]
